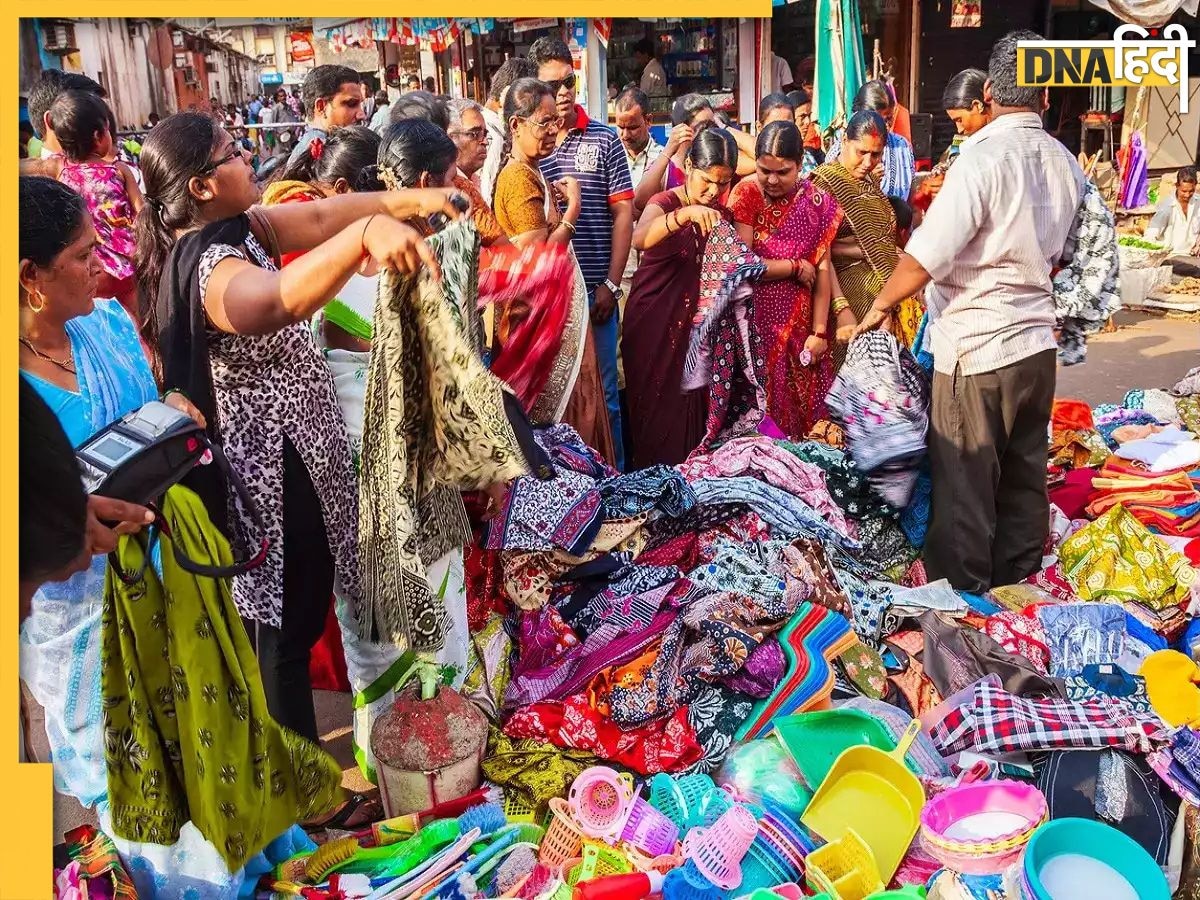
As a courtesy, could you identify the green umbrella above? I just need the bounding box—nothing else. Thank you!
[813,0,867,140]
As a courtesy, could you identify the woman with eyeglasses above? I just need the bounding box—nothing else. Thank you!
[134,112,462,745]
[491,77,615,463]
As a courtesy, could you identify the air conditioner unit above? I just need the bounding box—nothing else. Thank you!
[42,21,77,53]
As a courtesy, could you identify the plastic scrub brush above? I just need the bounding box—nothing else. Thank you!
[306,838,360,883]
[458,803,507,841]
[496,846,539,894]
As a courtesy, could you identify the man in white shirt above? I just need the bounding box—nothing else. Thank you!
[771,53,794,94]
[635,40,668,97]
[1144,166,1200,257]
[857,30,1084,594]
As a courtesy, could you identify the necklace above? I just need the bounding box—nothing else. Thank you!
[19,336,76,374]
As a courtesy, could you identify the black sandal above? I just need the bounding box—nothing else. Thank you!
[303,792,382,833]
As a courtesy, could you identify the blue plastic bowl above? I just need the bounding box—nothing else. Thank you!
[1022,818,1169,900]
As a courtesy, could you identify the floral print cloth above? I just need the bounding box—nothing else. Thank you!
[1058,504,1198,609]
[59,160,137,281]
[1052,179,1121,366]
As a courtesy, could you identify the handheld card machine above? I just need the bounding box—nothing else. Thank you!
[77,401,268,580]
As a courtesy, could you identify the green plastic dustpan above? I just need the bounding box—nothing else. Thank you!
[801,719,926,885]
[773,709,894,789]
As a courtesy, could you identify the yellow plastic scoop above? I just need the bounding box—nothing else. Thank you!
[801,719,925,884]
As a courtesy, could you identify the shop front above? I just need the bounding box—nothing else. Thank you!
[605,19,742,124]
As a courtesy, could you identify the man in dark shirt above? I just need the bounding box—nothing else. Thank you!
[530,36,634,470]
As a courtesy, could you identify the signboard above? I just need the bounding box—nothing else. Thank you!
[261,72,284,85]
[290,32,315,63]
[513,18,558,34]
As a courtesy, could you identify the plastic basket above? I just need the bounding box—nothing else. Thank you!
[570,767,636,841]
[681,805,758,890]
[663,860,727,900]
[504,790,539,824]
[540,798,585,866]
[577,842,634,882]
[622,795,681,857]
[805,829,883,900]
[649,773,718,831]
[737,838,801,894]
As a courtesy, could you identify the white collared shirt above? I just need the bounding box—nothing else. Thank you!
[622,136,665,285]
[905,112,1085,376]
[1145,194,1200,255]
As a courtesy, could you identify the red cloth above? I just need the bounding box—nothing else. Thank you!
[308,600,351,693]
[1048,467,1098,519]
[504,694,703,775]
[1052,398,1095,432]
[480,242,576,415]
[465,540,509,633]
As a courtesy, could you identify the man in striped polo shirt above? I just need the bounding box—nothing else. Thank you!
[531,36,635,471]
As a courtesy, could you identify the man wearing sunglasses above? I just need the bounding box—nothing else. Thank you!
[530,36,634,471]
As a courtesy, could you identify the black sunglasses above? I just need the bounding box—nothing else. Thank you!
[544,72,576,94]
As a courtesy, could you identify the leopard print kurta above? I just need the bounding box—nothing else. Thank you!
[197,234,361,627]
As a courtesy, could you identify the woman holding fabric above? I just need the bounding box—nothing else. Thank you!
[811,110,923,364]
[727,121,842,439]
[622,125,739,468]
[134,112,461,745]
[19,174,333,896]
[492,77,615,463]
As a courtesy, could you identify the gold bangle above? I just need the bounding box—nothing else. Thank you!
[560,219,576,235]
[832,296,850,315]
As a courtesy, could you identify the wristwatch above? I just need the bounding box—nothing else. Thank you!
[602,278,625,301]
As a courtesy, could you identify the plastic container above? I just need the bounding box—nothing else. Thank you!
[570,767,637,841]
[1021,818,1170,900]
[540,798,586,866]
[662,861,727,900]
[622,794,681,857]
[576,843,634,883]
[801,720,925,884]
[805,829,884,900]
[736,837,801,894]
[573,871,666,900]
[919,780,1045,875]
[649,774,720,831]
[773,710,894,789]
[682,804,758,890]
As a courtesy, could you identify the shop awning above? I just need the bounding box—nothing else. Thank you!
[813,0,865,137]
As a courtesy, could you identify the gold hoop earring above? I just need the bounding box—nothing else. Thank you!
[27,291,46,314]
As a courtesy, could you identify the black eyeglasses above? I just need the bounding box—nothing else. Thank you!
[544,72,576,94]
[204,145,244,173]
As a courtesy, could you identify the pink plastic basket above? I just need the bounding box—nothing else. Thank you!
[681,804,758,890]
[919,780,1046,875]
[621,794,681,857]
[569,767,636,841]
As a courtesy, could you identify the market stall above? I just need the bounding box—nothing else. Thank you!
[606,19,740,123]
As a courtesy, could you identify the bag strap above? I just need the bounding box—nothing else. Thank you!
[247,206,282,268]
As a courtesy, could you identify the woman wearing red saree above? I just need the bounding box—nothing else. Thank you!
[728,121,842,440]
[622,126,738,468]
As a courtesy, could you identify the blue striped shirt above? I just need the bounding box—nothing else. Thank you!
[539,106,634,287]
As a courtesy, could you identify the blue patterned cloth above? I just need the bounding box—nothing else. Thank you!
[1039,603,1127,678]
[598,464,697,520]
[690,476,860,551]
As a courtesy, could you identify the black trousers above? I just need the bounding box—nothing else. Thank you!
[255,437,334,742]
[925,350,1056,594]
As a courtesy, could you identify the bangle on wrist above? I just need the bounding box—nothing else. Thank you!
[831,296,850,315]
[162,388,187,403]
[360,214,377,260]
[560,219,576,235]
